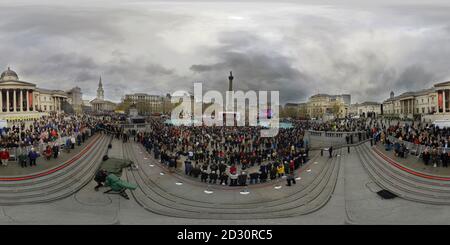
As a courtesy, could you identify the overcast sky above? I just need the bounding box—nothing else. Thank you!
[0,0,449,104]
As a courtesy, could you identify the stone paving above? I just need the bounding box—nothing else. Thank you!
[0,138,449,224]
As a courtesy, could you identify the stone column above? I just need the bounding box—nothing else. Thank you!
[409,99,411,114]
[406,100,409,115]
[401,100,403,115]
[400,100,403,115]
[36,93,40,111]
[443,90,446,113]
[0,89,2,113]
[13,89,16,112]
[5,90,9,112]
[20,90,23,112]
[26,90,30,111]
[408,100,411,114]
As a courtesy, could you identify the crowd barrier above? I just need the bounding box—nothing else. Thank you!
[305,130,368,148]
[121,123,152,132]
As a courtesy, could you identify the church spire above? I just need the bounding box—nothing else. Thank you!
[97,75,104,100]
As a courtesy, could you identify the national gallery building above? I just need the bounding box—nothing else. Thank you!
[0,67,80,121]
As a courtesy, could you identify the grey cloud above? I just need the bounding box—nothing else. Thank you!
[0,6,126,41]
[190,63,226,72]
[0,2,449,104]
[145,64,174,76]
[189,32,312,103]
[394,65,437,91]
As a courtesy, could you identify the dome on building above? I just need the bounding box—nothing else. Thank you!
[0,67,19,81]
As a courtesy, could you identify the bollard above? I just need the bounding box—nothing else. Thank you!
[348,146,350,153]
[321,149,323,156]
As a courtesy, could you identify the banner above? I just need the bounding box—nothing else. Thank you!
[29,91,33,110]
[438,92,443,110]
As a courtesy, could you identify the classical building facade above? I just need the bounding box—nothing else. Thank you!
[304,93,351,120]
[349,101,381,117]
[123,93,165,115]
[90,76,117,112]
[349,101,382,117]
[33,88,68,112]
[0,67,72,121]
[382,87,438,121]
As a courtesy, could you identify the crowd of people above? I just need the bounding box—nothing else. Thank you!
[0,114,104,168]
[4,110,450,182]
[308,118,372,132]
[130,118,319,186]
[371,120,450,167]
[118,117,388,187]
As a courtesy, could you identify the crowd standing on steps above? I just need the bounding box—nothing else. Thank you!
[0,114,111,168]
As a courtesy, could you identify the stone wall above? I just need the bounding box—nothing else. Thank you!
[305,130,367,148]
[422,114,450,123]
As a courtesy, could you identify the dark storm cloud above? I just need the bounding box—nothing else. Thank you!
[0,3,191,101]
[394,65,437,91]
[0,1,450,104]
[190,63,225,72]
[189,31,312,103]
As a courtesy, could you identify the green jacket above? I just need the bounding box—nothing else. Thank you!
[105,174,137,191]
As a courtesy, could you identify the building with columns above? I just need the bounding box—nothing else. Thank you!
[382,84,442,122]
[304,93,351,120]
[349,101,381,118]
[34,88,68,113]
[0,67,70,121]
[90,76,116,112]
[122,93,165,115]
